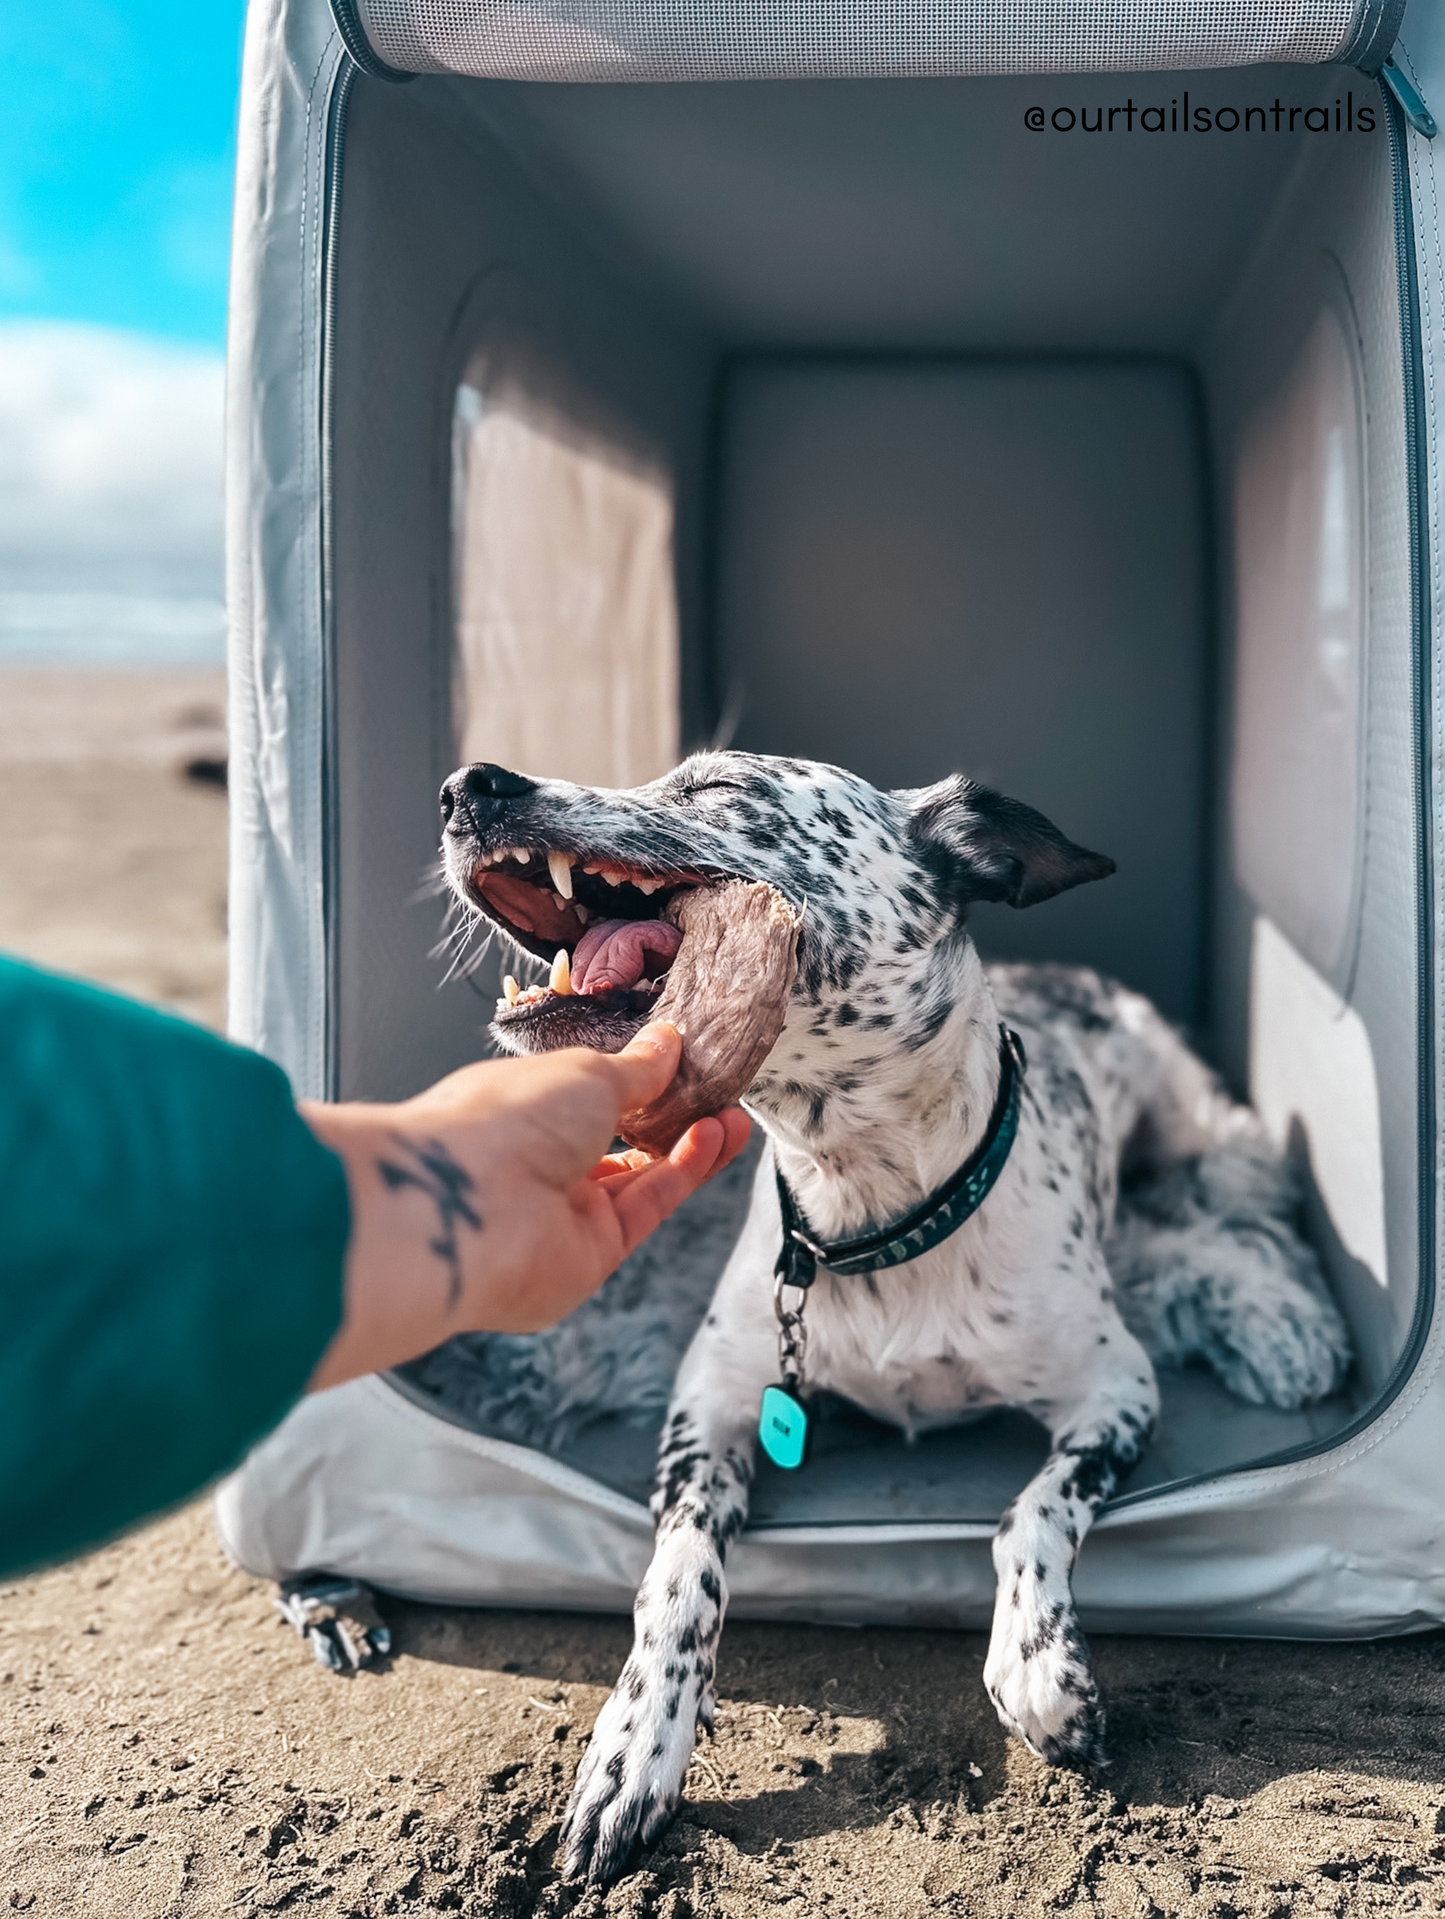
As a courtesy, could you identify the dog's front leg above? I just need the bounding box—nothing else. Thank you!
[983,1339,1158,1769]
[560,1256,774,1886]
[560,1396,756,1884]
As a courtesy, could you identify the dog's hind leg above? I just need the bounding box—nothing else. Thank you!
[1110,1141,1352,1409]
[1106,996,1352,1408]
[559,1215,776,1887]
[983,1316,1159,1768]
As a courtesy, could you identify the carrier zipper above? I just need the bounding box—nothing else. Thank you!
[319,54,355,1101]
[1338,75,1439,1455]
[326,0,413,82]
[1381,56,1437,138]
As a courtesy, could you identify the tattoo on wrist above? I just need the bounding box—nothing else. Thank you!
[376,1135,483,1308]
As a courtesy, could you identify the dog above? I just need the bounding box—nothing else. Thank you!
[438,748,1350,1886]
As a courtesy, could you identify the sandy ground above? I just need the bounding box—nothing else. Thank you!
[3,668,1445,1918]
[0,668,229,1029]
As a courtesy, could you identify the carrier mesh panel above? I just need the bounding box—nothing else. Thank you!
[356,0,1381,81]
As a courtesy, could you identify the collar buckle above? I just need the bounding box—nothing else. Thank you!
[788,1226,829,1265]
[775,1230,819,1291]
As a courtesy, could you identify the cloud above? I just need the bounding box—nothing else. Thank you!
[0,319,223,598]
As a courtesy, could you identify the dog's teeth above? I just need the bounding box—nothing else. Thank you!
[502,974,521,1006]
[514,848,531,865]
[550,948,573,995]
[548,851,574,899]
[635,877,661,896]
[599,866,626,887]
[575,903,592,924]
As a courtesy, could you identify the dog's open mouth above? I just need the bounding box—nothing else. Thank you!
[470,848,703,1046]
[466,846,803,1151]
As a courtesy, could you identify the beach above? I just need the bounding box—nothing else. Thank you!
[0,668,228,1029]
[2,667,1444,1917]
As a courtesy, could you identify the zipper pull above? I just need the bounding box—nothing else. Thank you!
[1382,57,1438,139]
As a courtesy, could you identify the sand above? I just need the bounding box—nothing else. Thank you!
[2,668,1444,1918]
[0,667,229,1030]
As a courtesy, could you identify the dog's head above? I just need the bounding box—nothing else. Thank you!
[439,748,1112,1094]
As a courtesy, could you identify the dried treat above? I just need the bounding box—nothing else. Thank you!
[619,880,801,1154]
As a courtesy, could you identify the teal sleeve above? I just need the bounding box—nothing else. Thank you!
[0,955,350,1576]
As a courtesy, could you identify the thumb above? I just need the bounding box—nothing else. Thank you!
[595,1020,683,1117]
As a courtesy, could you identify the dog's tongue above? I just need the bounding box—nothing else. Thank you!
[574,917,683,993]
[618,879,803,1155]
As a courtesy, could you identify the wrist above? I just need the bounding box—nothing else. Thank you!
[301,1101,502,1391]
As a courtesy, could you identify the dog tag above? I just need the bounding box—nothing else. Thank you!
[759,1383,810,1470]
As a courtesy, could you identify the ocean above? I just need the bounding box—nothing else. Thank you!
[0,589,227,668]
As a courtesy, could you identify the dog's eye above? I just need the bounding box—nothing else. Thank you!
[677,780,751,800]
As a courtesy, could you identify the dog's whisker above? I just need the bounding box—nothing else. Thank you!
[411,858,453,907]
[431,899,484,977]
[437,919,500,988]
[429,902,480,965]
[706,680,746,755]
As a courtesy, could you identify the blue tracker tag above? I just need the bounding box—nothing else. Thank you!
[759,1383,810,1470]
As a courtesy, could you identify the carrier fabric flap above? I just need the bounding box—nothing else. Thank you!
[216,1367,1445,1636]
[227,0,350,1095]
[337,0,1404,81]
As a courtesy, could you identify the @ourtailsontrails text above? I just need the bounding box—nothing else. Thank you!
[1025,93,1377,134]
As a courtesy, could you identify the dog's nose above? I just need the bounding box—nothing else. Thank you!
[439,762,537,830]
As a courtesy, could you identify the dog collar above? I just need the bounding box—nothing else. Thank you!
[773,1024,1027,1294]
[759,1025,1027,1471]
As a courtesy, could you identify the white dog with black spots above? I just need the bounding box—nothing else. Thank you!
[437,748,1350,1887]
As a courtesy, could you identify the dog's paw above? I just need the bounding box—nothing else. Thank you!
[560,1662,706,1886]
[983,1606,1105,1769]
[1204,1285,1352,1410]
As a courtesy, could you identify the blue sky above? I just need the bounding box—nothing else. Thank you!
[1,0,247,347]
[0,0,240,651]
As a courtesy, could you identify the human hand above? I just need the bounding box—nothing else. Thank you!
[303,1023,751,1390]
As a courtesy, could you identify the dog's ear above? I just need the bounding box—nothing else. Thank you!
[903,776,1116,908]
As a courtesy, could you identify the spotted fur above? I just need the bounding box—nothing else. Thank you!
[438,749,1351,1887]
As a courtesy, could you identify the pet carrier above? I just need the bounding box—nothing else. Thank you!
[218,0,1445,1637]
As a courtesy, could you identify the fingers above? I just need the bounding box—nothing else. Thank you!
[608,1115,727,1257]
[590,1020,683,1115]
[713,1106,753,1175]
[587,1146,656,1182]
[587,1107,751,1194]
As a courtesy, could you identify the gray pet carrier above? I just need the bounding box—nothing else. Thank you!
[218,0,1445,1638]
